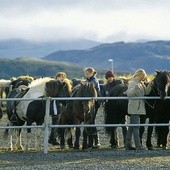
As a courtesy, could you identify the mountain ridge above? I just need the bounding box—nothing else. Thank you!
[43,40,170,73]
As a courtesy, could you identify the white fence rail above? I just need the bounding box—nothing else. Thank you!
[0,96,170,154]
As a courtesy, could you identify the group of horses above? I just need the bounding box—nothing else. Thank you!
[0,70,169,152]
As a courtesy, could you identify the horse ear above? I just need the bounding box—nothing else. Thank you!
[155,69,160,75]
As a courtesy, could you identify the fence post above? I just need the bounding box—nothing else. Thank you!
[43,97,50,154]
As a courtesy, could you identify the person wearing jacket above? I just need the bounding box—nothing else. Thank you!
[125,69,153,150]
[102,70,125,148]
[84,67,101,148]
[103,70,124,96]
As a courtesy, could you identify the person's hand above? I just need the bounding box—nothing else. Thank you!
[149,81,154,87]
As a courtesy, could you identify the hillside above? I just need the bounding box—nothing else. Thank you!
[43,41,170,73]
[0,38,100,58]
[0,58,86,79]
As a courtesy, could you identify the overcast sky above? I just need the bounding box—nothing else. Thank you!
[1,0,170,42]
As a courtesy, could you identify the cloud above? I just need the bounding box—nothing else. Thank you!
[1,0,170,42]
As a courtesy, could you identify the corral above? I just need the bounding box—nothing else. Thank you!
[0,96,169,169]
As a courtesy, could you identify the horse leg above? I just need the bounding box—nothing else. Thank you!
[74,127,81,149]
[35,127,42,151]
[49,115,59,145]
[24,122,32,152]
[14,129,23,151]
[146,118,155,150]
[60,128,66,149]
[110,127,118,148]
[82,128,88,150]
[3,123,13,151]
[155,126,162,148]
[67,134,73,149]
[139,115,146,147]
[161,126,169,149]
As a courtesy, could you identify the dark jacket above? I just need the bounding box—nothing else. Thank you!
[103,79,124,96]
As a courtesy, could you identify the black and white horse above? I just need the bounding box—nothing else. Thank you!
[5,77,72,152]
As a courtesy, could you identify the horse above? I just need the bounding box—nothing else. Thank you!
[0,79,11,118]
[5,77,72,152]
[104,83,128,148]
[104,70,170,149]
[56,82,97,150]
[140,70,170,149]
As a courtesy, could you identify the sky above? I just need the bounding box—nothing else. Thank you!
[1,0,170,43]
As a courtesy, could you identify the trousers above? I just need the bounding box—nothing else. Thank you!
[126,114,142,148]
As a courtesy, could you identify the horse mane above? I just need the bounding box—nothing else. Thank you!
[28,77,53,88]
[63,78,72,95]
[76,82,97,97]
[45,80,62,97]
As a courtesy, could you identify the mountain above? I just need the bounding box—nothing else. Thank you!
[0,57,86,79]
[43,41,170,73]
[0,38,101,58]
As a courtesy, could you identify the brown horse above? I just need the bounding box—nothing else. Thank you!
[57,82,97,150]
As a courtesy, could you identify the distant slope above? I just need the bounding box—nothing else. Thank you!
[0,57,86,79]
[43,41,170,73]
[0,38,101,58]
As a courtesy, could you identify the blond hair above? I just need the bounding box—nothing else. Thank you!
[55,72,67,79]
[84,67,97,75]
[133,69,146,78]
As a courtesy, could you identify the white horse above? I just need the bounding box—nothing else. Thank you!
[5,77,72,152]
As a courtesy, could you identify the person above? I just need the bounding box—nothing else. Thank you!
[102,70,125,148]
[48,71,72,145]
[125,69,153,150]
[84,67,101,148]
[55,72,67,81]
[102,70,124,96]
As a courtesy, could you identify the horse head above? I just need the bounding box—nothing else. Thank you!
[45,79,72,98]
[153,70,170,100]
[78,82,97,123]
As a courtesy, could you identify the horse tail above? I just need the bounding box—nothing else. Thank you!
[104,101,116,134]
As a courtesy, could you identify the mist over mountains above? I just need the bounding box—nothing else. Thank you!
[0,38,100,58]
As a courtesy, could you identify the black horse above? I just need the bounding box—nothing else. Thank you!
[104,84,128,148]
[104,71,170,149]
[140,71,170,149]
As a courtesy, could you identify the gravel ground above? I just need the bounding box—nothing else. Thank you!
[0,106,169,169]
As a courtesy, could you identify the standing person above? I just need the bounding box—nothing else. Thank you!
[103,70,124,96]
[125,69,153,150]
[102,70,126,148]
[84,67,101,148]
[48,72,72,145]
[55,72,67,81]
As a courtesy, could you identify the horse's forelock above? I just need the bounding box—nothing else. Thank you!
[45,80,60,97]
[63,79,72,94]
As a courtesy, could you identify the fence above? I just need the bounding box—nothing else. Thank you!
[0,96,170,154]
